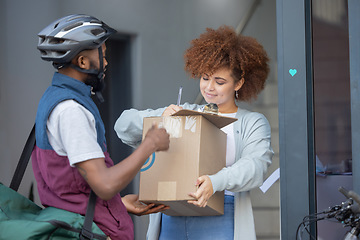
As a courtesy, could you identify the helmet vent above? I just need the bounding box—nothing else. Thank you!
[48,37,64,44]
[63,22,83,32]
[55,50,67,56]
[39,36,45,44]
[91,28,105,36]
[90,19,101,24]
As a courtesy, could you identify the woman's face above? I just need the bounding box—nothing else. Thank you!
[200,68,243,113]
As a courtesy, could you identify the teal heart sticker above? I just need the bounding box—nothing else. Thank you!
[289,69,297,77]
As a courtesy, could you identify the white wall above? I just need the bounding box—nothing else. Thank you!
[0,0,278,239]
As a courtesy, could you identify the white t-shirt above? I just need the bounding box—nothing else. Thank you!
[46,100,105,166]
[220,112,237,196]
[220,112,236,167]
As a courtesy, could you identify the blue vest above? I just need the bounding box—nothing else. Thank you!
[35,72,107,152]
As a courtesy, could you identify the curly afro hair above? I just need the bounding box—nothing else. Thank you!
[184,25,269,102]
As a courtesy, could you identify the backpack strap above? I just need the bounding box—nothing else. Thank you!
[10,124,36,191]
[80,190,103,240]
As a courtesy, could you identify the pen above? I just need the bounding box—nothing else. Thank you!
[177,86,183,106]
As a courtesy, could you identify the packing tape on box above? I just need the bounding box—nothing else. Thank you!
[185,116,197,132]
[158,181,177,200]
[159,117,183,138]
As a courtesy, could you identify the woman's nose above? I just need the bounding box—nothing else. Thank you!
[206,79,215,90]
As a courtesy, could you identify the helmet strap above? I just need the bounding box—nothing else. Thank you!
[53,62,68,70]
[95,47,105,103]
[68,47,106,103]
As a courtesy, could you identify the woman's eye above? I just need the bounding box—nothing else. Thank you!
[217,81,225,85]
[202,77,209,80]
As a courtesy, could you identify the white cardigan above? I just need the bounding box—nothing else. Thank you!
[114,103,273,240]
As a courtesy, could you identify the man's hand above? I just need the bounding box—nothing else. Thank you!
[144,124,170,152]
[162,104,183,116]
[187,175,214,208]
[122,194,169,216]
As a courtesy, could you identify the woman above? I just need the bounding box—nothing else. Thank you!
[114,25,273,240]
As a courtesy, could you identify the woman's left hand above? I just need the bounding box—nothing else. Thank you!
[122,194,169,216]
[187,175,214,207]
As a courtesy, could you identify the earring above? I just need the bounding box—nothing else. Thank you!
[235,91,239,99]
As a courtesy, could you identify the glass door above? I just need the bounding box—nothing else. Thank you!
[277,0,360,238]
[311,1,352,239]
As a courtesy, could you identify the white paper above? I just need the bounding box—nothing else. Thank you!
[259,168,280,193]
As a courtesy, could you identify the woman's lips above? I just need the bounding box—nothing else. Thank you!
[204,92,216,98]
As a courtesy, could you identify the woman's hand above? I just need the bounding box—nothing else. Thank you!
[187,175,214,208]
[122,194,169,216]
[162,104,183,116]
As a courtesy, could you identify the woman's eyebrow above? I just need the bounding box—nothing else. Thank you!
[214,76,227,80]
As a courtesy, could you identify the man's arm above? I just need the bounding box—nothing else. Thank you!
[75,124,169,200]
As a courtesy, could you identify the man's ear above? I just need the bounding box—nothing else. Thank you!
[75,55,89,69]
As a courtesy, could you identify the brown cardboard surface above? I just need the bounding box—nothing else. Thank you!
[139,114,229,216]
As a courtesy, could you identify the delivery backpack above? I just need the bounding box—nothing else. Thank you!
[0,125,108,240]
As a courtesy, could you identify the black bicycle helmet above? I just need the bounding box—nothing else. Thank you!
[37,14,116,66]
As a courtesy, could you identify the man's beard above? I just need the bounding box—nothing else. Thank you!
[84,61,105,92]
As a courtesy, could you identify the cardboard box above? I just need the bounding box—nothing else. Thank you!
[139,109,237,216]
